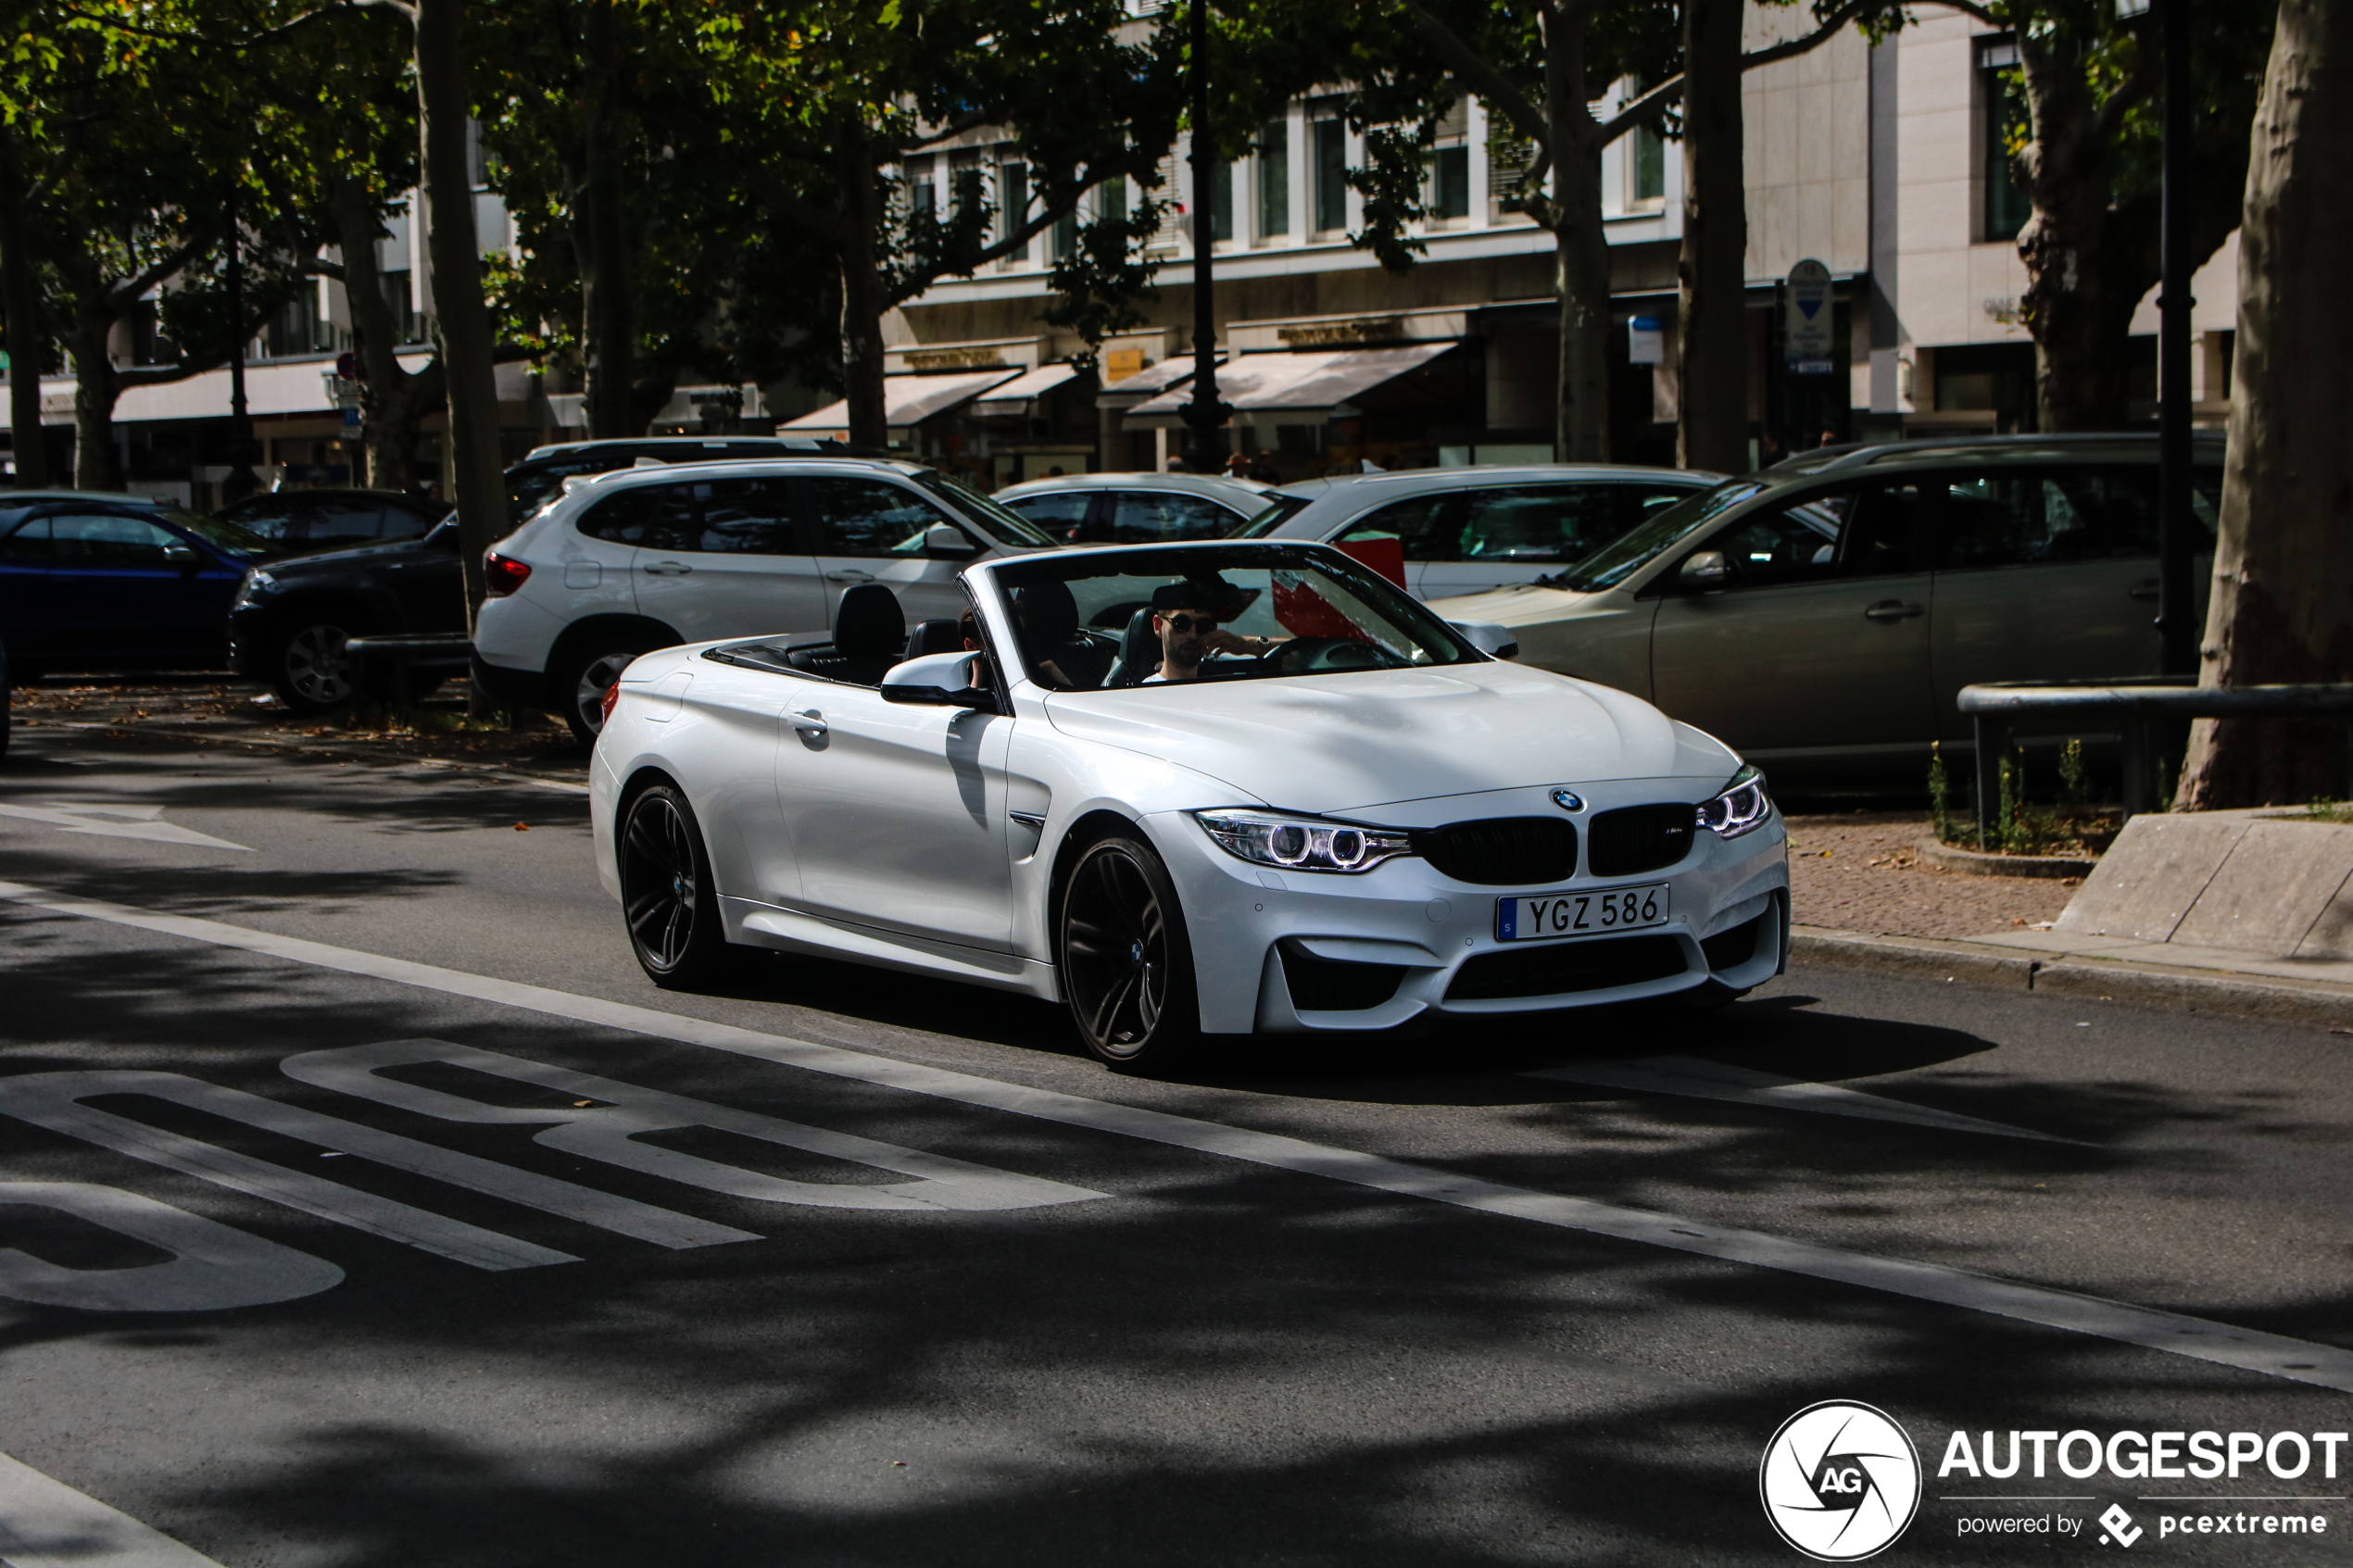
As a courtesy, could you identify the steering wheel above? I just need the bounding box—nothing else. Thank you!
[1271,636,1399,675]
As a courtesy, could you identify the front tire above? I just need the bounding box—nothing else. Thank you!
[618,784,760,990]
[1058,834,1200,1071]
[268,614,365,712]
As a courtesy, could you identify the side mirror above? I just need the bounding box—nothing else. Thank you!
[880,650,998,712]
[1678,550,1730,590]
[1448,621,1520,660]
[925,523,977,558]
[162,544,201,571]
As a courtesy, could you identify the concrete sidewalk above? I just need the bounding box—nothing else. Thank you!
[1793,924,2353,1030]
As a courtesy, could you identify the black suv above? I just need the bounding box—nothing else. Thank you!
[227,436,849,710]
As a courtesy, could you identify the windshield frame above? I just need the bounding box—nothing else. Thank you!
[1546,479,1764,592]
[979,541,1483,693]
[911,469,1057,547]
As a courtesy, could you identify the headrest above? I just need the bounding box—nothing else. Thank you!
[905,618,965,658]
[1013,580,1080,641]
[834,583,906,657]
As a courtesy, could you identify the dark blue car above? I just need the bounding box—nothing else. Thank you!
[0,491,279,681]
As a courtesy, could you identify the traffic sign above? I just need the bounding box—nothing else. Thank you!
[1783,259,1835,368]
[335,351,360,382]
[1628,315,1665,366]
[342,408,361,428]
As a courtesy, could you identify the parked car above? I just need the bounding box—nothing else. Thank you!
[227,437,857,716]
[1423,433,2227,778]
[0,491,280,681]
[993,471,1291,545]
[0,635,11,760]
[215,488,448,553]
[1240,465,1720,599]
[472,456,1058,743]
[590,538,1789,1069]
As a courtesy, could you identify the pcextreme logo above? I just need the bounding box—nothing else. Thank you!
[1761,1401,1924,1562]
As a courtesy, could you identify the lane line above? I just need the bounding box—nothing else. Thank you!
[0,1449,226,1568]
[0,804,250,854]
[1526,1056,2093,1146]
[5,879,2350,1394]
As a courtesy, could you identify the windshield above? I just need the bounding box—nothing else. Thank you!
[1230,495,1311,537]
[162,508,275,559]
[988,544,1478,692]
[912,470,1057,547]
[1547,480,1763,591]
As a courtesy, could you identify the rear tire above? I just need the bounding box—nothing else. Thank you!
[1058,833,1200,1071]
[617,784,761,990]
[557,635,655,746]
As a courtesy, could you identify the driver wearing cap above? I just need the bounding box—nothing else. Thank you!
[1143,579,1283,684]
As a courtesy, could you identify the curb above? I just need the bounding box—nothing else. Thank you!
[38,720,592,795]
[1913,835,2095,880]
[1792,925,2353,1030]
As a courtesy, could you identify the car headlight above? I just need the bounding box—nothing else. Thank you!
[1193,809,1416,873]
[1695,764,1772,840]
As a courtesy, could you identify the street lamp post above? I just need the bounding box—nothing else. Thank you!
[1175,0,1228,472]
[2154,0,2196,678]
[221,183,260,504]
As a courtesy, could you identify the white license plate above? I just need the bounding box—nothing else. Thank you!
[1495,884,1672,941]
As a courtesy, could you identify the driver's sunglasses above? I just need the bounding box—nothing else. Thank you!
[1164,613,1218,633]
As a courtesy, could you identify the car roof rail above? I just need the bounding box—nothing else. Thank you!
[1781,430,2223,475]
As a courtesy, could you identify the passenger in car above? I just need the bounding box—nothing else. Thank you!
[1011,581,1112,690]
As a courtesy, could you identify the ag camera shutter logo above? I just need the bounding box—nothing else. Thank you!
[1760,1400,1922,1561]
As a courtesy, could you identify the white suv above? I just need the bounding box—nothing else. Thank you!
[472,458,1055,741]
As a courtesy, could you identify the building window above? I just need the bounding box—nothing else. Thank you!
[1100,175,1128,225]
[1431,144,1471,220]
[1313,116,1347,232]
[908,157,936,221]
[1631,120,1666,207]
[1210,158,1234,244]
[1980,40,2032,242]
[1257,119,1290,238]
[1000,159,1029,254]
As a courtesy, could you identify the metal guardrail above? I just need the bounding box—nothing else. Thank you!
[1955,679,2353,848]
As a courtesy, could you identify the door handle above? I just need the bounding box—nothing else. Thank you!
[1863,599,1924,621]
[642,561,692,577]
[825,569,876,583]
[2128,579,2159,601]
[790,709,827,735]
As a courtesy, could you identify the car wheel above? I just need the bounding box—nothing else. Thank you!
[618,784,761,990]
[270,616,364,712]
[559,638,652,746]
[1058,833,1200,1071]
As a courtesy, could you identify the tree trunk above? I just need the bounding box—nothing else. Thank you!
[325,169,445,491]
[67,292,120,491]
[1542,7,1609,463]
[2174,0,2353,809]
[837,119,888,453]
[1678,0,1748,473]
[571,0,635,440]
[0,131,48,488]
[415,0,509,629]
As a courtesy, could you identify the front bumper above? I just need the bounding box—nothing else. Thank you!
[1142,794,1790,1035]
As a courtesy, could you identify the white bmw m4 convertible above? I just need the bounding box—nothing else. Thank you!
[589,540,1790,1070]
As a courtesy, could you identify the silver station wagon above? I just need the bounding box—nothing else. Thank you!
[1425,435,2224,779]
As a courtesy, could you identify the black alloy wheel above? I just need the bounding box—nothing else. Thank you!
[271,616,364,711]
[618,784,757,989]
[1059,834,1199,1070]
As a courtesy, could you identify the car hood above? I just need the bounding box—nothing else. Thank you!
[1425,580,1614,627]
[259,535,450,576]
[1042,661,1735,815]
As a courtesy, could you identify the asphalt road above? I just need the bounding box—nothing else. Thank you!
[1,723,2348,1567]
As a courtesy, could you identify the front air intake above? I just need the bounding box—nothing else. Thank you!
[1446,935,1688,1001]
[1586,804,1697,877]
[1413,818,1578,886]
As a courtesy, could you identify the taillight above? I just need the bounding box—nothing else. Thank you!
[484,551,532,597]
[599,680,623,725]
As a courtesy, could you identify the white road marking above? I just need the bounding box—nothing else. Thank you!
[0,1449,226,1568]
[0,804,250,854]
[0,1181,343,1312]
[1526,1056,2093,1146]
[4,879,2350,1394]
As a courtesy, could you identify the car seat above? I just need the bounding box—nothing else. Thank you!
[788,583,907,685]
[1012,581,1112,689]
[905,618,965,658]
[1104,607,1160,687]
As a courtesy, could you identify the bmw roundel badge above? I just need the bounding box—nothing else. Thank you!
[1550,788,1586,812]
